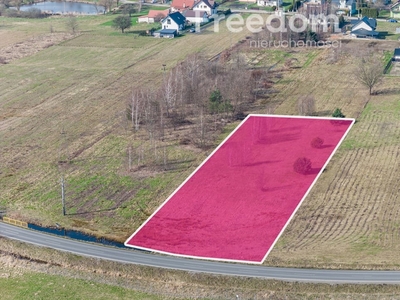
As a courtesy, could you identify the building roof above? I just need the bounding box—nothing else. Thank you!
[182,9,207,17]
[193,0,218,9]
[138,9,169,19]
[351,16,376,30]
[159,29,178,34]
[390,0,400,9]
[171,0,196,10]
[163,11,186,25]
[148,9,169,18]
[351,28,379,37]
[394,48,400,56]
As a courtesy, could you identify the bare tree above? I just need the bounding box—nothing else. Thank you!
[297,95,315,116]
[65,16,79,34]
[162,72,177,117]
[129,89,142,131]
[354,55,384,95]
[100,0,114,13]
[191,109,211,148]
[153,12,165,23]
[10,0,23,11]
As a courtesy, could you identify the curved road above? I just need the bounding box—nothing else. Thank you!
[1,222,400,284]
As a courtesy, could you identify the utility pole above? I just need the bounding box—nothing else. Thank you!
[61,176,66,216]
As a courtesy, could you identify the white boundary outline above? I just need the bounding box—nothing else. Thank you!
[124,114,355,264]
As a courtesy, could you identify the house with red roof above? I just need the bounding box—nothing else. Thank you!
[138,9,170,23]
[170,0,197,12]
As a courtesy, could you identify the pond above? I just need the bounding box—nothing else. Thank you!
[20,1,106,15]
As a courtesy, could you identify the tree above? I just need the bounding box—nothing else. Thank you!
[112,15,132,33]
[65,16,79,34]
[332,108,345,118]
[10,0,23,11]
[122,4,136,17]
[311,137,324,149]
[293,157,312,175]
[209,89,232,116]
[354,55,384,95]
[153,12,165,23]
[297,95,315,116]
[100,0,114,13]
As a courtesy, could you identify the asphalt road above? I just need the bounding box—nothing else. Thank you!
[2,222,400,284]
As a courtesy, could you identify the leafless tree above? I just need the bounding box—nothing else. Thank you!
[65,16,79,34]
[129,89,142,131]
[142,90,160,140]
[297,95,315,116]
[162,71,177,117]
[191,109,211,148]
[100,0,114,13]
[10,0,23,11]
[354,55,384,95]
[153,12,165,23]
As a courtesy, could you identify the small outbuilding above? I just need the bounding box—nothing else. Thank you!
[153,28,178,38]
[394,48,400,61]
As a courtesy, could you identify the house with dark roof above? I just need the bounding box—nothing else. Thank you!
[350,17,379,38]
[153,28,178,38]
[394,48,400,61]
[161,11,186,32]
[192,0,218,16]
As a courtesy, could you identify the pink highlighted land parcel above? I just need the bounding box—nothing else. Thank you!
[125,115,354,263]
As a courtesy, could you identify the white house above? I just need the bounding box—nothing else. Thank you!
[192,0,218,16]
[161,11,186,32]
[182,10,209,24]
[257,0,282,7]
[351,17,379,38]
[337,0,356,15]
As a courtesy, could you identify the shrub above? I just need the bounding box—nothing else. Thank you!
[293,157,312,175]
[332,108,345,118]
[311,137,324,149]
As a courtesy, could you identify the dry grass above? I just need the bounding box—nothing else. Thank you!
[0,15,251,241]
[263,40,400,270]
[4,238,400,299]
[2,12,400,274]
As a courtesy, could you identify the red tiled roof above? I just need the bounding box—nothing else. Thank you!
[138,9,169,19]
[171,0,196,10]
[148,9,170,18]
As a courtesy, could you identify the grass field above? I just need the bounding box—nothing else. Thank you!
[261,39,400,269]
[2,10,400,298]
[0,270,163,300]
[5,238,400,299]
[0,14,252,241]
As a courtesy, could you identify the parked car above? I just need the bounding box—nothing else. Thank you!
[387,19,398,23]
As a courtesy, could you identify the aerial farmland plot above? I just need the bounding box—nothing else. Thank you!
[126,115,354,263]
